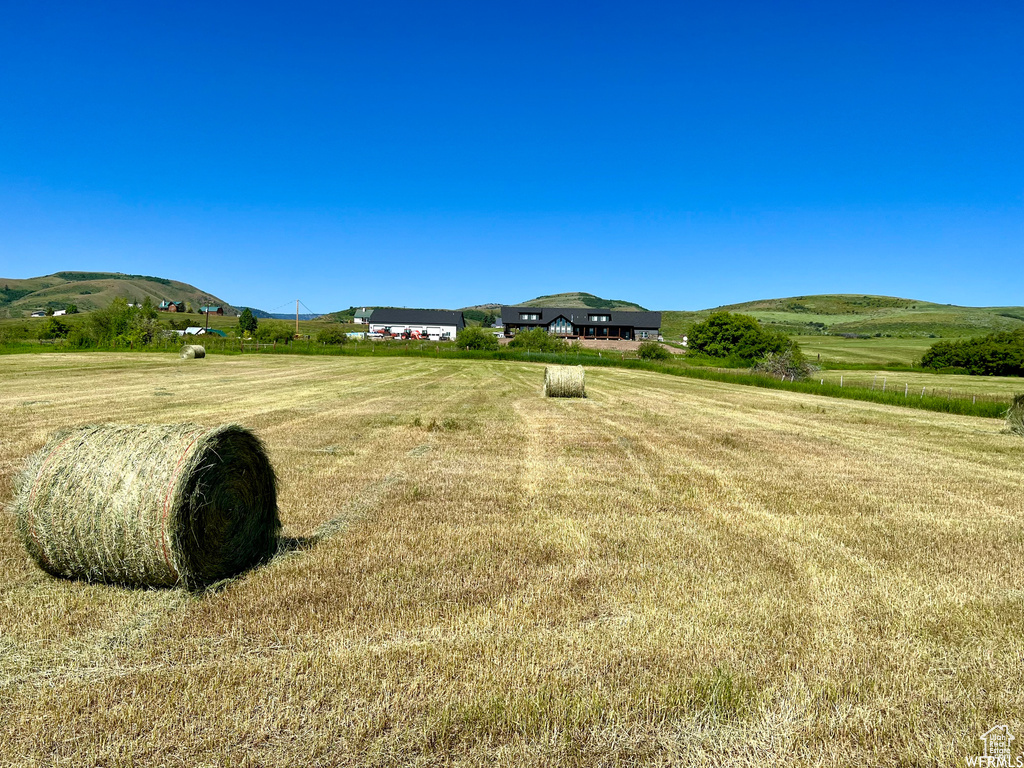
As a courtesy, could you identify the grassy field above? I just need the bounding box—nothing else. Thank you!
[815,369,1024,400]
[2,353,1023,765]
[793,336,938,366]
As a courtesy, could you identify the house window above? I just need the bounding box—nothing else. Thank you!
[549,317,572,335]
[588,314,610,322]
[520,313,540,321]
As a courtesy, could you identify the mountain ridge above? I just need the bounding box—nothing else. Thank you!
[0,272,236,317]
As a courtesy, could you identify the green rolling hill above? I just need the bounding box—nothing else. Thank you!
[659,295,1024,340]
[0,272,236,318]
[511,292,648,311]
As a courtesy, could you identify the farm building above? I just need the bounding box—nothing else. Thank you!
[353,308,372,324]
[500,307,662,340]
[199,306,224,315]
[159,300,185,313]
[368,308,465,340]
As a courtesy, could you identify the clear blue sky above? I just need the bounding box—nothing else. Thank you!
[1,1,1021,312]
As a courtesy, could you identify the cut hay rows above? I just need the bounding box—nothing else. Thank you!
[13,423,280,589]
[544,365,586,398]
[180,344,206,359]
[1008,394,1024,436]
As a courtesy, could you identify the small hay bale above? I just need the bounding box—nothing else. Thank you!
[544,365,586,398]
[13,424,280,589]
[180,344,206,359]
[1007,394,1024,436]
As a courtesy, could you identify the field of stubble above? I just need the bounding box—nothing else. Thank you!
[1,352,1022,766]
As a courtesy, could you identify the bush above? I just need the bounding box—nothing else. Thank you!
[637,341,671,360]
[317,326,348,345]
[508,327,568,352]
[751,347,816,380]
[256,321,294,344]
[89,298,134,343]
[38,317,70,340]
[455,326,499,350]
[689,312,790,361]
[921,330,1024,376]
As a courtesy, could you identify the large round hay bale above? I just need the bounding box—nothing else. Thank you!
[1007,394,1024,436]
[544,365,586,398]
[13,424,280,589]
[180,344,206,359]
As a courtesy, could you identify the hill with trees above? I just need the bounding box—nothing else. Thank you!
[0,272,236,318]
[660,295,1024,340]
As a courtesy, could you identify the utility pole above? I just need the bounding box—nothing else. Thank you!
[296,300,300,337]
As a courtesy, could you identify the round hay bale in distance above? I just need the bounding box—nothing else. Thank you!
[13,423,280,589]
[544,365,586,398]
[180,344,206,359]
[1007,393,1024,436]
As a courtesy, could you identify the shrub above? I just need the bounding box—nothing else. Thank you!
[455,326,499,350]
[89,298,134,343]
[637,341,671,360]
[689,312,790,361]
[38,317,70,340]
[921,330,1024,376]
[751,347,816,380]
[508,327,568,352]
[256,321,294,344]
[317,326,348,345]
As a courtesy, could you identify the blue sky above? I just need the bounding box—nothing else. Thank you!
[1,1,1021,312]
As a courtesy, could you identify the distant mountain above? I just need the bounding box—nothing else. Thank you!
[245,308,320,320]
[513,292,649,311]
[0,272,236,317]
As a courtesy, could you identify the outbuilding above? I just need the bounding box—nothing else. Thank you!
[368,308,465,340]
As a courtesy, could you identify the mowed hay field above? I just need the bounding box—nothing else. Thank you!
[2,354,1023,766]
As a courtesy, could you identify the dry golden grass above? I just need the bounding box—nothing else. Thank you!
[1,352,1023,766]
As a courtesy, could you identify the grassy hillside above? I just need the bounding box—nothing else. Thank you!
[515,292,649,311]
[660,294,1024,340]
[0,272,236,318]
[1,354,1021,764]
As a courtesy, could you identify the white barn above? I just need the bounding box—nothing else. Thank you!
[368,308,465,341]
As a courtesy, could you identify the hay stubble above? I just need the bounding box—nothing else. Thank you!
[1,353,1023,766]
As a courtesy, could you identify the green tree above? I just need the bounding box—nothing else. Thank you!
[45,307,54,316]
[508,327,567,352]
[455,326,499,350]
[481,312,496,328]
[38,317,70,339]
[637,340,671,360]
[65,303,78,314]
[89,297,134,342]
[238,308,258,335]
[317,326,349,345]
[688,312,790,360]
[256,320,294,343]
[921,330,1024,376]
[140,295,157,319]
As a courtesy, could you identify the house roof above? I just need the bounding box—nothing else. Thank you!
[369,308,465,329]
[500,306,661,328]
[354,308,373,318]
[199,306,222,312]
[184,327,205,335]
